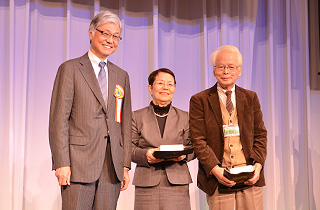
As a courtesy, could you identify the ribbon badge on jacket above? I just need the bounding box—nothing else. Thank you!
[114,84,124,123]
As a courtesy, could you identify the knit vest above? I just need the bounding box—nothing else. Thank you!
[219,99,247,169]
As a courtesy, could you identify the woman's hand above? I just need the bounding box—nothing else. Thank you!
[146,148,165,164]
[166,155,186,162]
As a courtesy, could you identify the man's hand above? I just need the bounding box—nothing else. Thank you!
[121,168,130,191]
[146,148,164,164]
[55,166,71,186]
[244,163,262,185]
[210,165,236,188]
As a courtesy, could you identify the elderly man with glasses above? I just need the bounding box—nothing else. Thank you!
[49,10,132,210]
[189,45,267,210]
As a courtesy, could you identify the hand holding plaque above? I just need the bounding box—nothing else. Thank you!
[218,165,255,193]
[153,144,193,159]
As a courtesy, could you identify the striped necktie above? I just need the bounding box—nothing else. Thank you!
[226,91,234,115]
[98,61,108,102]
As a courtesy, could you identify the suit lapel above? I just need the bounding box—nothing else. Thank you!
[235,85,245,138]
[207,84,223,130]
[107,61,116,114]
[78,53,107,113]
[146,105,163,141]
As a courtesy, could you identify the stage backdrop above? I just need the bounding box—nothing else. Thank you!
[1,0,320,209]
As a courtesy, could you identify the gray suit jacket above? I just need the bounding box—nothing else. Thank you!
[131,104,194,187]
[49,53,132,183]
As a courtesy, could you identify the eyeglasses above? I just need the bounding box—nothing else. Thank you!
[215,64,241,72]
[154,81,176,89]
[96,28,122,41]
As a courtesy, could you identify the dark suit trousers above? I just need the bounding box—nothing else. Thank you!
[61,141,121,210]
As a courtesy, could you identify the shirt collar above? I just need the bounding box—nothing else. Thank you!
[217,83,235,94]
[88,50,108,66]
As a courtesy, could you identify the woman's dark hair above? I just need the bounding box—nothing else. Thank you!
[148,68,176,85]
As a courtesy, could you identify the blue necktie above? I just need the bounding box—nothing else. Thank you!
[98,62,108,102]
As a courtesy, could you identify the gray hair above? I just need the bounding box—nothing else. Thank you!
[89,11,122,35]
[209,45,243,67]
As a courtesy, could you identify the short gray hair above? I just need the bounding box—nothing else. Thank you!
[209,45,243,67]
[89,11,122,35]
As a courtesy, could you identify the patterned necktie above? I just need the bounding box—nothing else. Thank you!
[98,61,108,102]
[226,91,234,115]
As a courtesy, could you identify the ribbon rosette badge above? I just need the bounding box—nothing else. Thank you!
[114,84,124,123]
[114,84,124,99]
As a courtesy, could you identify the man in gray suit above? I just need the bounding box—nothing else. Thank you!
[49,11,132,210]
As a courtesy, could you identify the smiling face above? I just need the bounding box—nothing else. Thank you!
[88,22,120,60]
[213,51,242,90]
[148,72,175,106]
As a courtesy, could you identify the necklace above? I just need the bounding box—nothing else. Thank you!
[154,112,168,117]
